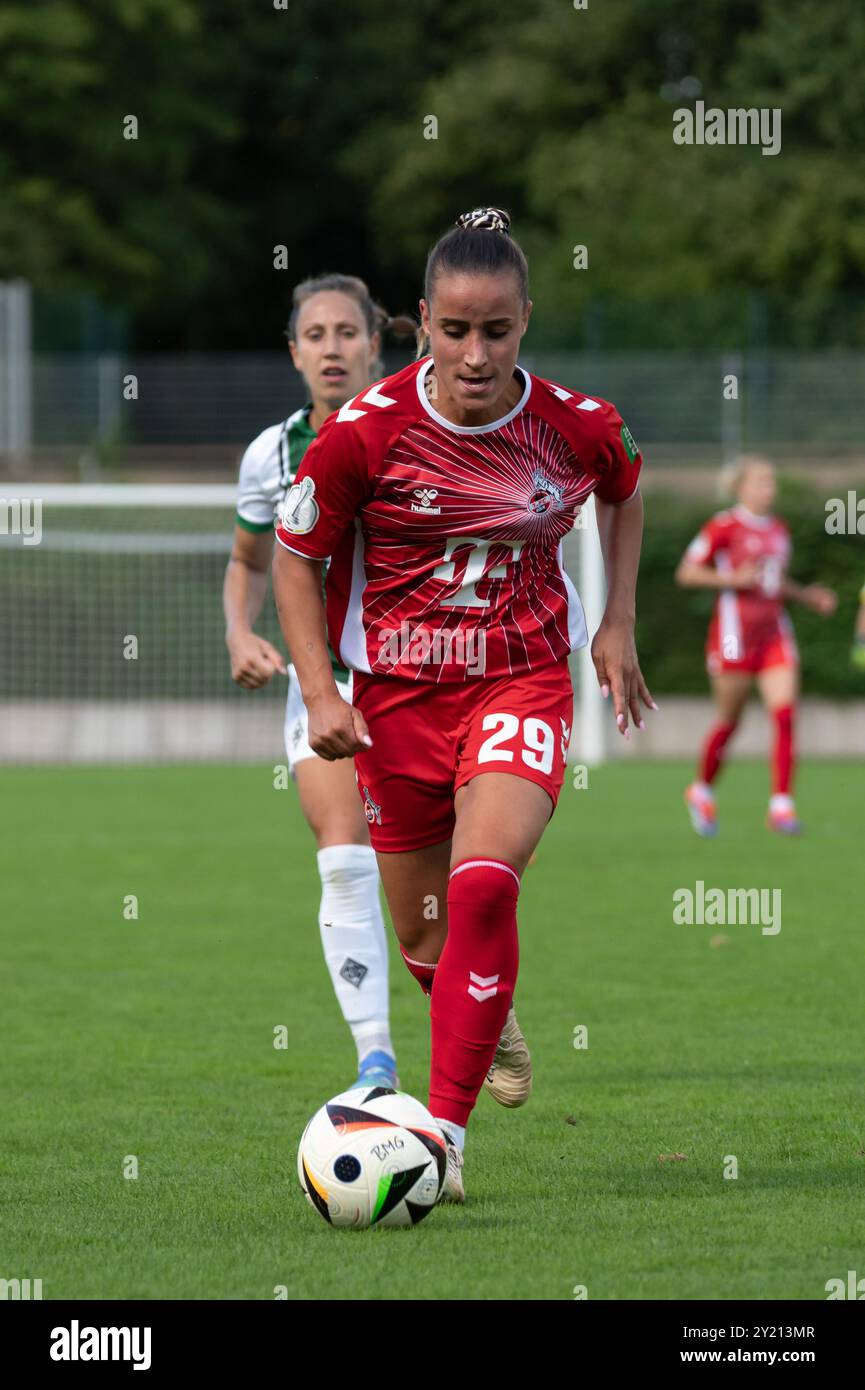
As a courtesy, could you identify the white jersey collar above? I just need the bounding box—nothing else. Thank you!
[416,357,532,434]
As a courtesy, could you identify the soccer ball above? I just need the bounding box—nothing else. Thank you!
[297,1086,447,1228]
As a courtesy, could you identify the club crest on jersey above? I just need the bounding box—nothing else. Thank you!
[411,487,441,515]
[281,476,319,535]
[362,785,382,826]
[527,470,564,516]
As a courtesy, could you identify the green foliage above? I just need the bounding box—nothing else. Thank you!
[0,0,241,323]
[352,0,865,349]
[2,1,864,347]
[638,479,865,694]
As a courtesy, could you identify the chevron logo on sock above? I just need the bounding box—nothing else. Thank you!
[467,970,499,1002]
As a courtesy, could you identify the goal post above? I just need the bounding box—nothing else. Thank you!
[571,493,607,768]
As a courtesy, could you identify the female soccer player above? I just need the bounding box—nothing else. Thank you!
[676,455,836,837]
[224,273,412,1090]
[272,209,653,1200]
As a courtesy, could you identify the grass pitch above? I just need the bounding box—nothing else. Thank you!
[1,759,861,1300]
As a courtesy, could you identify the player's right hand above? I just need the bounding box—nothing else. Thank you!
[730,561,760,589]
[227,632,286,688]
[306,692,373,760]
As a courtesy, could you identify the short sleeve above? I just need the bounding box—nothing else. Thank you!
[588,403,642,505]
[683,519,723,566]
[274,412,369,560]
[236,428,279,533]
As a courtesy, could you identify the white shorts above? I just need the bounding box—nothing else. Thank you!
[283,665,354,776]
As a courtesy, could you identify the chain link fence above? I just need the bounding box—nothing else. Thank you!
[2,349,864,476]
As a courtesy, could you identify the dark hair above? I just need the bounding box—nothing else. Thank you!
[286,273,414,377]
[424,207,528,304]
[418,208,529,355]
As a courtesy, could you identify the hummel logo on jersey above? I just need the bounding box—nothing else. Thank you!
[527,470,564,516]
[468,970,499,1003]
[560,717,571,760]
[362,785,382,826]
[281,476,319,534]
[411,487,441,515]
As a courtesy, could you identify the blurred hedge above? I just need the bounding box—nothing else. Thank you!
[637,480,865,695]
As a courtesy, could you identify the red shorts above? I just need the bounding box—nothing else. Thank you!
[706,606,798,676]
[352,660,574,852]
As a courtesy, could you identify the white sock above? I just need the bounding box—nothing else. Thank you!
[769,793,794,815]
[435,1119,466,1153]
[694,780,714,800]
[316,845,394,1066]
[353,1021,395,1066]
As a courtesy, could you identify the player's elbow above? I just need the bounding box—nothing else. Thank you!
[675,562,694,588]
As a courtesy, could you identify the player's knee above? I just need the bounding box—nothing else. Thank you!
[447,859,520,936]
[397,920,446,959]
[317,844,378,908]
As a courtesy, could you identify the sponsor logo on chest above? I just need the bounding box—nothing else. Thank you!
[403,468,567,524]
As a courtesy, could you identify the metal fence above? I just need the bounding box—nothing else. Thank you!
[3,348,865,468]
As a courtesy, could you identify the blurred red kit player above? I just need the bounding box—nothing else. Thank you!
[676,456,836,837]
[685,506,797,676]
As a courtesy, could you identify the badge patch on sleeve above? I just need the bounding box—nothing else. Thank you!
[281,476,320,534]
[620,423,639,463]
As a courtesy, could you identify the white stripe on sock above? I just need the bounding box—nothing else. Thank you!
[449,858,520,888]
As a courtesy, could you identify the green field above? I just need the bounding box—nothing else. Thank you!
[1,760,862,1301]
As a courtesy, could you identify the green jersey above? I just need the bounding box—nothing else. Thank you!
[235,404,349,681]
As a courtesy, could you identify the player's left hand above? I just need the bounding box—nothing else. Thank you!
[591,616,657,738]
[803,584,837,616]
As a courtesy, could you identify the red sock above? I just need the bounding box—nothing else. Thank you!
[399,945,436,997]
[699,721,737,785]
[429,859,520,1127]
[772,705,794,795]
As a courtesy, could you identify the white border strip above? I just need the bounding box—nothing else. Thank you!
[0,484,239,507]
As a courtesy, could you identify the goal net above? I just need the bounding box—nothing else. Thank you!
[0,484,606,764]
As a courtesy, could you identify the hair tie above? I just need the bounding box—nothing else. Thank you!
[455,207,511,235]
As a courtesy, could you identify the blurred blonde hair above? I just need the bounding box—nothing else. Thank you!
[718,453,775,501]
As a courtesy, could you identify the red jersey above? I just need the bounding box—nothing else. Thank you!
[684,506,793,662]
[275,357,641,682]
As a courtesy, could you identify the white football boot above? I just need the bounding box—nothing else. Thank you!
[439,1134,466,1204]
[484,1005,533,1107]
